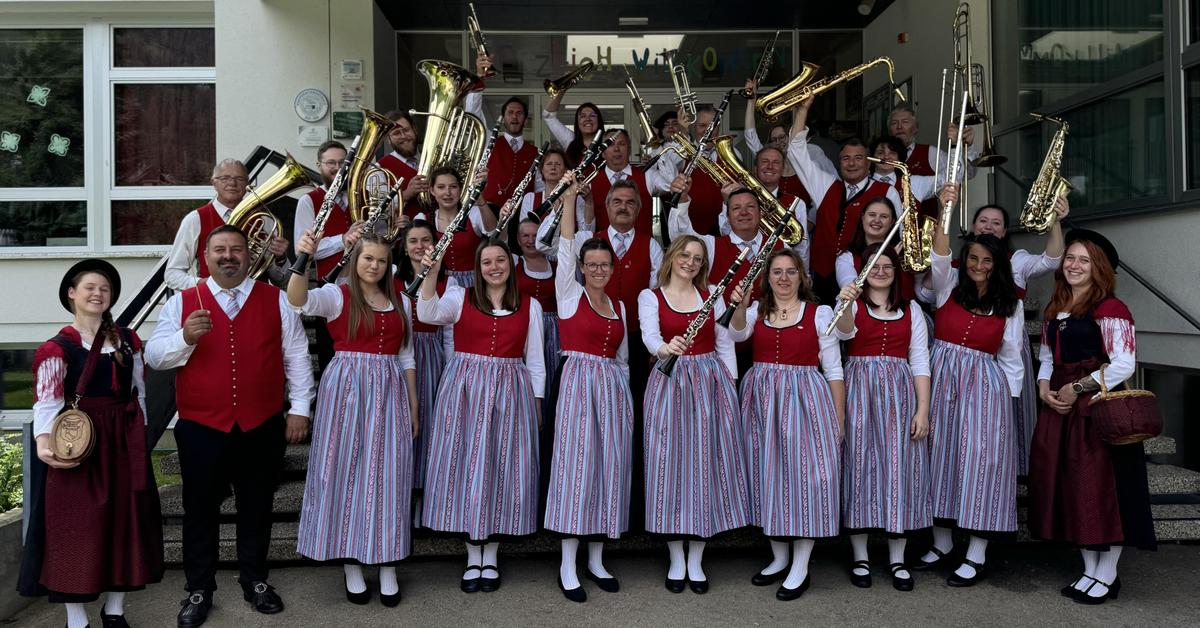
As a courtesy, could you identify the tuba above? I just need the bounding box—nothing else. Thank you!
[757,57,902,122]
[344,107,402,238]
[227,153,311,278]
[410,59,488,210]
[545,61,594,97]
[1021,114,1072,234]
[868,157,934,272]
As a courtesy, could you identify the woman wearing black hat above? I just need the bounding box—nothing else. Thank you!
[1028,230,1155,604]
[19,259,164,628]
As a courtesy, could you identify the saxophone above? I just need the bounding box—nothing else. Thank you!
[867,157,933,272]
[756,57,904,121]
[1021,114,1072,234]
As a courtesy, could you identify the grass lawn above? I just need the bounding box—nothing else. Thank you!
[152,450,181,488]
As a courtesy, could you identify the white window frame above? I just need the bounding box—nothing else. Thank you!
[0,13,214,259]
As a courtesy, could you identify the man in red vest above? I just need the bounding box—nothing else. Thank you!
[715,147,806,236]
[292,140,366,281]
[888,104,977,218]
[146,225,313,628]
[589,129,673,234]
[378,110,427,219]
[788,97,902,304]
[656,103,744,236]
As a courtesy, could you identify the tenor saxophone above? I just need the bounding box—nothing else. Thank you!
[757,57,904,121]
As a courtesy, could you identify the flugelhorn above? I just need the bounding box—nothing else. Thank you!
[624,70,662,152]
[410,60,487,210]
[545,61,594,98]
[227,153,312,279]
[666,49,698,125]
[757,57,902,122]
[1020,114,1072,235]
[466,2,495,77]
[739,30,780,99]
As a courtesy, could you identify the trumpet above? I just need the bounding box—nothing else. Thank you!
[488,142,549,240]
[739,30,781,99]
[1020,114,1072,234]
[545,61,594,98]
[757,57,902,122]
[666,49,698,125]
[321,176,406,284]
[466,2,495,77]
[657,247,751,377]
[666,90,733,210]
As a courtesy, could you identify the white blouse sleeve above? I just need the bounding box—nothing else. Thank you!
[997,312,1026,397]
[468,205,486,234]
[814,305,844,381]
[297,283,345,318]
[914,271,936,305]
[398,295,417,370]
[907,301,931,378]
[713,296,738,379]
[541,108,575,147]
[1094,317,1137,390]
[133,351,148,422]
[1038,333,1054,383]
[555,235,585,319]
[32,356,67,437]
[637,289,664,354]
[786,129,836,203]
[832,301,858,342]
[728,301,759,343]
[525,299,546,397]
[1011,248,1060,285]
[835,251,857,289]
[417,284,465,326]
[930,251,957,308]
[744,126,763,153]
[667,201,700,240]
[616,302,630,370]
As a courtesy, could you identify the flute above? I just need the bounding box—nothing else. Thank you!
[290,134,362,276]
[656,246,750,377]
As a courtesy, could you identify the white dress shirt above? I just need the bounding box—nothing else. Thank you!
[870,171,940,203]
[832,300,932,377]
[293,283,416,369]
[637,286,738,377]
[910,142,979,184]
[144,276,315,417]
[556,235,630,373]
[787,129,902,220]
[293,185,351,264]
[728,301,844,381]
[745,126,837,176]
[675,198,812,270]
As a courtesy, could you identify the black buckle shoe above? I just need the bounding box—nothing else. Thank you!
[889,562,914,592]
[850,560,872,588]
[101,609,131,628]
[241,581,284,614]
[461,564,482,593]
[1072,576,1120,605]
[479,565,501,593]
[177,591,213,628]
[1061,575,1092,598]
[946,559,986,588]
[911,546,951,571]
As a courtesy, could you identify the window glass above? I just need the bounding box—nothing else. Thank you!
[1187,67,1200,189]
[0,348,36,411]
[112,199,207,245]
[114,83,216,186]
[0,200,87,247]
[0,29,85,188]
[113,28,214,67]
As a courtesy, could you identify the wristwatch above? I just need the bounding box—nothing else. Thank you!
[1070,380,1086,394]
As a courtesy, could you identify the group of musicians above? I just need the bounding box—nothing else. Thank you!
[20,50,1154,628]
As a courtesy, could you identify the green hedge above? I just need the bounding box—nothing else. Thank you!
[0,436,22,513]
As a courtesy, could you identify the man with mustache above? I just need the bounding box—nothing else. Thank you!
[146,225,314,628]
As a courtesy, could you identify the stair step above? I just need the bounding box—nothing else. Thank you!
[1144,436,1176,456]
[159,479,306,520]
[1146,463,1200,495]
[159,443,311,476]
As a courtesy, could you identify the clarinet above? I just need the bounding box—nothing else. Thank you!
[537,134,614,248]
[716,215,792,327]
[290,134,362,276]
[824,207,910,336]
[486,142,548,241]
[656,246,751,377]
[402,117,503,299]
[665,90,733,210]
[320,176,406,284]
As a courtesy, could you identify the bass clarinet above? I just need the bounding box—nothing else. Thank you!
[657,246,751,377]
[487,142,548,241]
[320,175,406,284]
[290,134,362,276]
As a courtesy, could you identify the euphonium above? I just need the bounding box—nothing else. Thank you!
[545,61,594,97]
[757,57,904,121]
[344,107,400,237]
[227,153,311,278]
[410,59,487,210]
[1021,114,1072,234]
[868,157,934,272]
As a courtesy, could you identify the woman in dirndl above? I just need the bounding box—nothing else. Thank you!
[832,243,931,593]
[414,166,497,287]
[290,231,417,607]
[728,248,845,601]
[417,239,545,594]
[1028,229,1155,604]
[914,185,1025,587]
[543,175,634,603]
[638,234,749,595]
[20,259,164,628]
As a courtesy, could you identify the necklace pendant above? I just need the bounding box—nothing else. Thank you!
[1058,320,1068,332]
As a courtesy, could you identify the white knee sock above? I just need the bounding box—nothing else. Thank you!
[666,541,686,580]
[1076,549,1100,590]
[587,542,612,578]
[888,538,910,579]
[954,536,988,579]
[783,539,815,589]
[686,540,707,581]
[344,564,367,593]
[1094,546,1123,585]
[850,534,870,575]
[920,525,954,563]
[465,543,483,578]
[379,566,399,596]
[103,591,126,615]
[65,603,88,628]
[761,540,790,575]
[560,539,581,588]
[481,542,500,576]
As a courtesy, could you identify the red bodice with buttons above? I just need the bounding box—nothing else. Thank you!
[847,302,911,358]
[453,294,531,357]
[751,302,819,365]
[558,296,624,358]
[655,288,715,355]
[429,212,483,273]
[324,284,407,353]
[933,296,1005,354]
[516,257,557,314]
[403,276,447,333]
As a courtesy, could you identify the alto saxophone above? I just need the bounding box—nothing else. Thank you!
[866,157,933,272]
[1020,114,1072,234]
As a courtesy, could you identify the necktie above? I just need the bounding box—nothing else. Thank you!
[845,182,858,199]
[222,288,241,319]
[610,171,626,184]
[613,232,629,258]
[509,138,520,152]
[880,175,893,184]
[405,157,417,170]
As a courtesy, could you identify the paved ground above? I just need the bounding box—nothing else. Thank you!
[10,542,1199,627]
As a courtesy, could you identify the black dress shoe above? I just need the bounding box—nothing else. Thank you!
[380,590,401,608]
[177,591,213,628]
[101,610,130,628]
[479,565,501,592]
[911,546,951,571]
[946,559,986,588]
[460,564,482,593]
[776,575,811,601]
[850,560,872,588]
[241,581,284,614]
[1061,576,1092,598]
[1072,577,1120,605]
[345,575,370,605]
[558,577,588,603]
[889,562,914,592]
[584,571,620,593]
[688,578,709,594]
[664,577,686,593]
[751,568,787,586]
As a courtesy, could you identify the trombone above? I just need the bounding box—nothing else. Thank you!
[466,2,496,77]
[951,2,1005,167]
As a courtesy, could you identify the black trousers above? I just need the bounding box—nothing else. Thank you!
[175,414,285,594]
[143,365,177,450]
[627,339,651,533]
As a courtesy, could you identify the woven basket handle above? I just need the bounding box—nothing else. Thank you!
[1097,363,1110,396]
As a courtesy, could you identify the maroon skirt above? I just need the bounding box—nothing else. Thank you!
[19,397,164,599]
[1027,358,1156,549]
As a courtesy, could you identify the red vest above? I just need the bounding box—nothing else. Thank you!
[598,229,653,330]
[811,179,892,277]
[430,212,483,273]
[655,288,715,355]
[778,174,814,208]
[453,294,532,358]
[558,295,625,358]
[847,303,911,359]
[307,188,352,279]
[324,284,407,353]
[933,296,1006,354]
[515,257,557,314]
[195,202,225,279]
[378,153,422,218]
[176,281,285,432]
[484,138,538,206]
[708,235,783,304]
[591,167,654,233]
[751,302,819,365]
[687,161,727,235]
[403,276,447,333]
[904,144,942,220]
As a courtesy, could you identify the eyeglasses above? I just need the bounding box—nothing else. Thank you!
[870,265,896,274]
[213,176,248,184]
[318,160,341,167]
[769,269,800,278]
[582,262,613,272]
